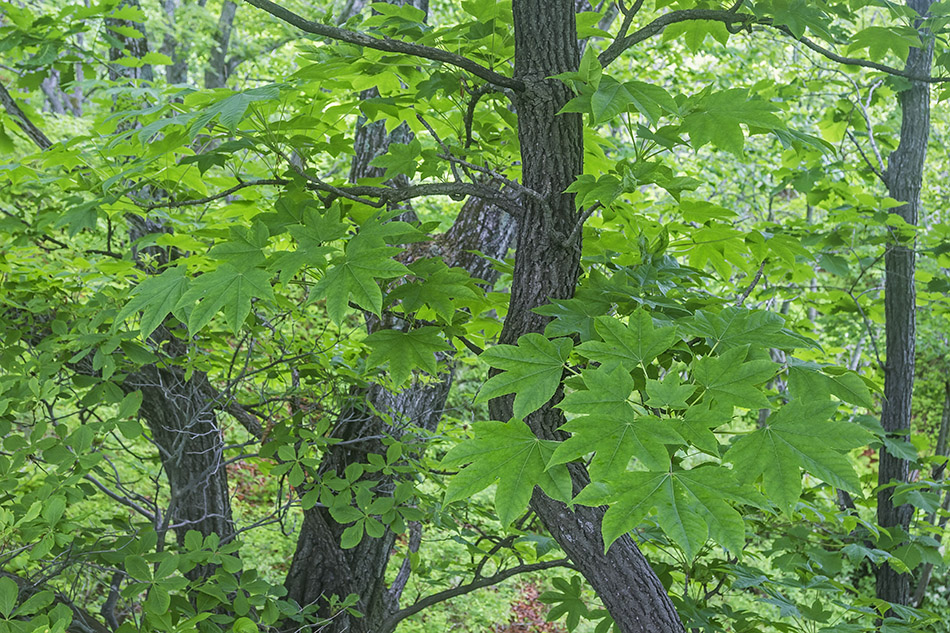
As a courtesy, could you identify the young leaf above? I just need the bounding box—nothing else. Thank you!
[693,345,777,410]
[312,245,410,324]
[442,420,572,525]
[475,333,573,420]
[176,264,275,334]
[116,266,189,338]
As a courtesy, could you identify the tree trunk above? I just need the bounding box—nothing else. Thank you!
[484,2,685,632]
[160,0,189,84]
[205,1,238,89]
[876,0,933,608]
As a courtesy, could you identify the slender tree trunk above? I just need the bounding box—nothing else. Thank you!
[876,0,933,608]
[485,2,684,632]
[205,1,238,89]
[283,3,511,624]
[160,0,189,84]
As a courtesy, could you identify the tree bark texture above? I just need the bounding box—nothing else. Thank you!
[205,1,238,88]
[284,2,513,623]
[485,2,685,632]
[876,0,933,608]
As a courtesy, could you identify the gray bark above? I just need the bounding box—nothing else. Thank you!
[484,2,685,631]
[205,1,238,88]
[876,0,933,608]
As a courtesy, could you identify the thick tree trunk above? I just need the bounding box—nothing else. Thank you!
[485,2,685,632]
[876,0,933,608]
[284,3,511,620]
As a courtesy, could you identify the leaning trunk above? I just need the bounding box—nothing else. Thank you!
[486,2,684,632]
[876,0,933,608]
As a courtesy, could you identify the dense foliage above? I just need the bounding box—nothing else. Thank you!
[1,1,950,632]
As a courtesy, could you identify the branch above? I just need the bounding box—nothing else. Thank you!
[0,80,53,150]
[137,178,287,210]
[599,9,950,84]
[242,0,524,90]
[735,259,766,306]
[380,558,573,631]
[600,8,754,67]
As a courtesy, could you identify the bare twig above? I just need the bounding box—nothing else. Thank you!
[138,178,287,210]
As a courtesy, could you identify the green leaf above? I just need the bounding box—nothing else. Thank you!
[686,307,814,351]
[584,466,749,558]
[694,345,776,410]
[364,326,450,385]
[124,554,152,582]
[576,310,677,369]
[787,362,875,409]
[368,139,421,180]
[475,333,573,420]
[312,245,410,324]
[725,399,872,512]
[551,366,683,475]
[442,420,572,526]
[0,576,17,618]
[645,372,696,410]
[681,88,784,154]
[177,264,275,334]
[116,266,189,338]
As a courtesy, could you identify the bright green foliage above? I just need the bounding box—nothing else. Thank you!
[693,346,777,410]
[577,466,755,560]
[475,333,574,420]
[576,310,677,368]
[364,326,450,385]
[550,366,683,476]
[725,398,873,513]
[442,420,572,526]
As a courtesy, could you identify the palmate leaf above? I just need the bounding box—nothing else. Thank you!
[576,466,753,559]
[116,265,189,338]
[680,87,784,154]
[551,366,683,476]
[686,307,815,352]
[725,398,873,512]
[475,333,573,420]
[364,326,450,385]
[312,244,410,324]
[442,420,572,526]
[693,345,777,410]
[576,310,677,369]
[176,263,276,334]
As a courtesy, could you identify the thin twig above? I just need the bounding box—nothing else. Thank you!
[735,259,766,306]
[138,178,287,210]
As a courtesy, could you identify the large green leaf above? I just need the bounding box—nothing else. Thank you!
[680,88,784,154]
[693,345,777,410]
[312,245,410,324]
[442,420,572,525]
[475,333,573,420]
[116,266,189,338]
[176,264,276,334]
[725,398,873,512]
[364,326,450,385]
[576,310,677,369]
[577,466,751,559]
[551,366,683,476]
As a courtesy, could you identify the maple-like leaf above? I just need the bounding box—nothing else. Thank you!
[551,366,682,476]
[576,466,754,560]
[312,244,410,324]
[725,398,873,512]
[576,310,677,369]
[364,326,450,385]
[442,420,572,526]
[693,345,777,410]
[116,266,189,338]
[175,263,275,334]
[475,333,573,420]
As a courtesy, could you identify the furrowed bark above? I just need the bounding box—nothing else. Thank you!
[876,0,933,609]
[485,1,684,631]
[283,3,512,626]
